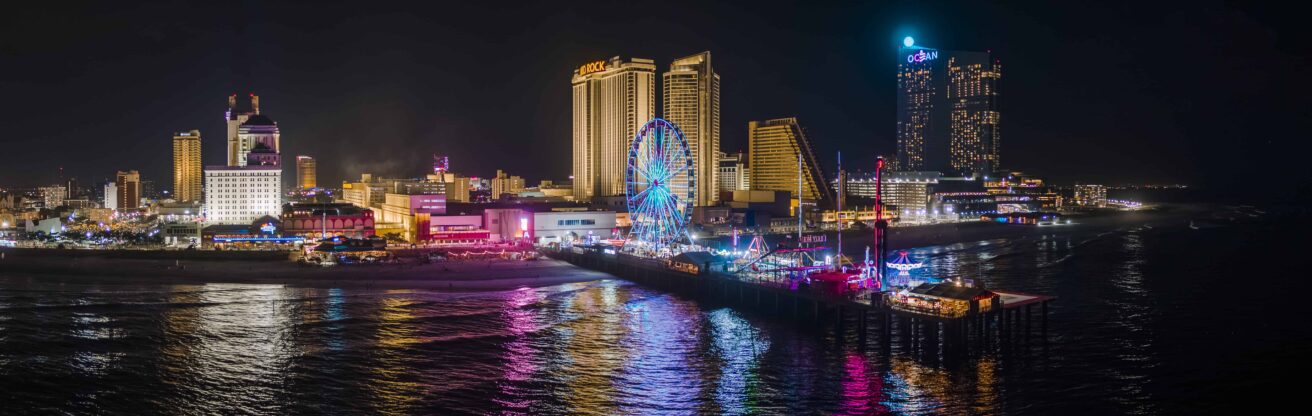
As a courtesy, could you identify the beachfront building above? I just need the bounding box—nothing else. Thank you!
[154,201,203,245]
[748,117,832,209]
[1073,184,1107,208]
[483,208,617,245]
[203,147,282,225]
[571,56,657,201]
[201,216,304,249]
[930,192,1042,219]
[375,192,446,242]
[896,41,1001,177]
[426,215,490,245]
[282,202,376,240]
[531,210,616,244]
[664,51,721,206]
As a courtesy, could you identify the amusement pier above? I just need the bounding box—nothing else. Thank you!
[545,119,1055,358]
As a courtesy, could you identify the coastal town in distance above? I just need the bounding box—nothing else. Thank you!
[0,2,1306,414]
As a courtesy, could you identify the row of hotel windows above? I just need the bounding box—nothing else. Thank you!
[208,172,278,176]
[557,219,596,226]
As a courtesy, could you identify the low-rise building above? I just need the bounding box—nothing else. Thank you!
[376,193,446,242]
[427,214,488,244]
[483,208,616,245]
[282,202,376,240]
[531,210,616,244]
[154,202,204,245]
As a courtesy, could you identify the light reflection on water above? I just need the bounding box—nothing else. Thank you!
[0,220,1301,414]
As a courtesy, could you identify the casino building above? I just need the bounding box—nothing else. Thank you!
[571,56,656,201]
[204,144,282,225]
[895,38,1002,177]
[281,202,375,240]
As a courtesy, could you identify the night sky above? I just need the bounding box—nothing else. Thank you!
[2,1,1307,201]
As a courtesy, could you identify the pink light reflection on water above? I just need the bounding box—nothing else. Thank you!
[494,286,545,412]
[839,351,888,415]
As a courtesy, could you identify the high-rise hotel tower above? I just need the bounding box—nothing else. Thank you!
[748,118,832,206]
[895,41,1001,177]
[664,51,721,206]
[172,130,202,202]
[571,56,656,201]
[208,95,284,224]
[296,155,317,189]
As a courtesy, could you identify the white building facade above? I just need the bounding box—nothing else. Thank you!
[532,211,617,244]
[103,182,118,211]
[204,165,282,224]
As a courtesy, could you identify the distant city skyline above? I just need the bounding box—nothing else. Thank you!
[0,2,1304,202]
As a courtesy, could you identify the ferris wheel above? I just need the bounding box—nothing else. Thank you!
[625,118,695,248]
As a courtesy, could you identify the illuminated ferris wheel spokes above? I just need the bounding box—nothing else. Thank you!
[626,118,695,248]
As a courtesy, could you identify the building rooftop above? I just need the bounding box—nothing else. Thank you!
[242,114,277,126]
[907,282,995,301]
[205,165,281,171]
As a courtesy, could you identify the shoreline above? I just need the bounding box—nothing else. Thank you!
[0,256,618,291]
[0,204,1224,291]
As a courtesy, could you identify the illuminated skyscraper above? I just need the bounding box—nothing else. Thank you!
[896,42,1001,177]
[296,155,317,189]
[664,51,720,206]
[748,118,832,206]
[172,130,202,202]
[115,170,140,211]
[571,56,656,200]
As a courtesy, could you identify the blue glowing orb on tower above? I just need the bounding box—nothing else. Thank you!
[625,118,695,249]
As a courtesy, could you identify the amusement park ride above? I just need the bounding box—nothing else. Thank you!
[621,118,933,295]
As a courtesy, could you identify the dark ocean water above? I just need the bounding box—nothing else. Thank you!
[1,213,1307,415]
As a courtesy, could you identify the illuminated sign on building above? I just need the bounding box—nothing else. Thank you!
[906,49,939,64]
[578,60,607,76]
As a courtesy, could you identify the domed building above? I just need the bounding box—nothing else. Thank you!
[234,114,280,167]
